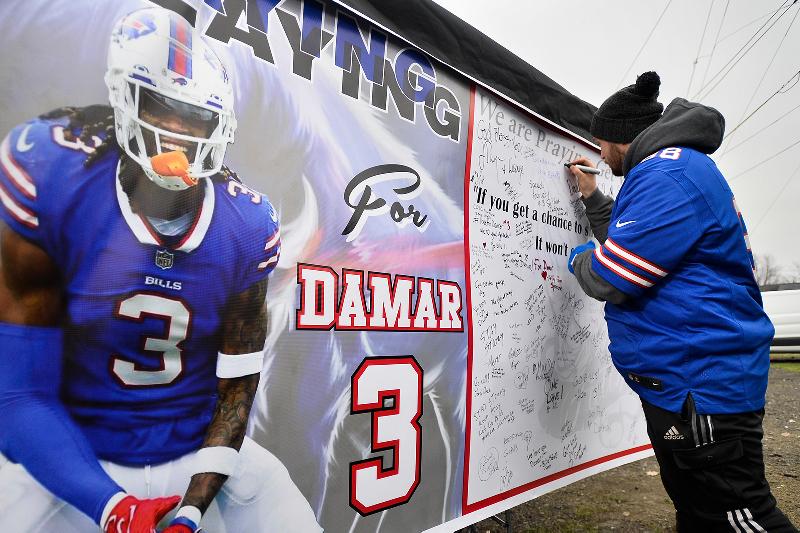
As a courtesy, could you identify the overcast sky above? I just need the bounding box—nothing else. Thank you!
[431,0,800,278]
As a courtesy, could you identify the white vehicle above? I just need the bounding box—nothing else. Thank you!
[761,287,800,353]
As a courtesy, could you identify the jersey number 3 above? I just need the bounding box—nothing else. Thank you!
[111,293,190,387]
[350,356,423,515]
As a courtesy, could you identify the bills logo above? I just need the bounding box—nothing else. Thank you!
[123,14,156,40]
[155,249,174,270]
[172,77,189,86]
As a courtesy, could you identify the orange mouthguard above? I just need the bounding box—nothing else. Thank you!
[150,151,197,187]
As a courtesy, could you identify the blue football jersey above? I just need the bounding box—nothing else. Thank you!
[590,147,773,414]
[0,116,280,465]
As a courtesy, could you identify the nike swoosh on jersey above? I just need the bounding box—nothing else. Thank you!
[16,125,34,152]
[615,220,636,228]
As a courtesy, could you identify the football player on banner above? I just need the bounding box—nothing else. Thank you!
[0,7,321,533]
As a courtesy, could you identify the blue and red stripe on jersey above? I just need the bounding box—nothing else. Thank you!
[593,237,668,289]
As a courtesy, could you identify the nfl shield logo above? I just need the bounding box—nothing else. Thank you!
[155,249,174,270]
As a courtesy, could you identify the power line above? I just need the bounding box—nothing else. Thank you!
[749,160,800,232]
[724,70,800,142]
[693,0,795,100]
[723,7,800,150]
[728,137,800,181]
[722,101,800,155]
[616,0,673,89]
[690,5,784,62]
[732,7,799,119]
[699,0,730,91]
[718,8,777,43]
[695,0,789,97]
[687,0,715,96]
[695,1,798,100]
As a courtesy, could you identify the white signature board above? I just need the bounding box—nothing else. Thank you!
[460,87,651,515]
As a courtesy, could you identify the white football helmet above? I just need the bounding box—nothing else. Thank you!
[105,8,236,190]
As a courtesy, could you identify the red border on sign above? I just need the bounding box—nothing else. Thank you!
[460,83,652,515]
[461,83,477,514]
[463,444,652,514]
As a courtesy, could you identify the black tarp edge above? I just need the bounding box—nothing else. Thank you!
[335,0,599,145]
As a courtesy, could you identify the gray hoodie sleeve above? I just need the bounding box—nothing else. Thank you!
[574,190,628,304]
[581,189,614,243]
[572,251,629,305]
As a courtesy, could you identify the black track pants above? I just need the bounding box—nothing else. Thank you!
[641,395,797,532]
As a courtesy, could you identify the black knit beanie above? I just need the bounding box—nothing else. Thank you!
[590,71,664,143]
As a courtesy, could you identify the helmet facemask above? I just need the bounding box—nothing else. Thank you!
[105,8,236,191]
[109,79,234,190]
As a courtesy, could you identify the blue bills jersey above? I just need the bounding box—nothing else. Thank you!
[590,147,773,414]
[0,116,280,465]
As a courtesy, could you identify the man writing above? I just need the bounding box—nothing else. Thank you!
[567,71,796,532]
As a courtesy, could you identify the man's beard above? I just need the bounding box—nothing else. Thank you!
[606,149,625,176]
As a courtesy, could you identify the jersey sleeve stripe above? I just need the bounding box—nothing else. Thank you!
[266,246,281,266]
[1,136,37,199]
[257,253,279,271]
[258,228,281,272]
[265,239,281,257]
[605,238,668,277]
[264,229,280,251]
[0,181,38,227]
[594,246,653,288]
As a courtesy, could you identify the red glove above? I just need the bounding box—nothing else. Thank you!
[104,494,181,533]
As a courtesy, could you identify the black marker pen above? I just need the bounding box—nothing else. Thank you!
[564,163,601,175]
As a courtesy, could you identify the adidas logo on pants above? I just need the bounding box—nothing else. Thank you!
[664,426,684,440]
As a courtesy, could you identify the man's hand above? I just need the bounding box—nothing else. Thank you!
[104,495,181,533]
[568,241,596,274]
[567,157,598,198]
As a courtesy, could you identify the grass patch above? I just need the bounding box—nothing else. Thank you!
[574,504,601,522]
[521,521,596,533]
[772,362,800,373]
[771,353,800,370]
[771,352,800,361]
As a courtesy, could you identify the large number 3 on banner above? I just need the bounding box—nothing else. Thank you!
[349,356,423,515]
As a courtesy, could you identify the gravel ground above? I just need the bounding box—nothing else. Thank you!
[466,364,800,532]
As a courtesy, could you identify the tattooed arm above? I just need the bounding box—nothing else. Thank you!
[179,278,268,514]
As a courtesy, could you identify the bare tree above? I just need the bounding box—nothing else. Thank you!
[789,261,800,284]
[754,254,784,288]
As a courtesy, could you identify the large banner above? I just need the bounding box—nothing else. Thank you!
[0,1,651,531]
